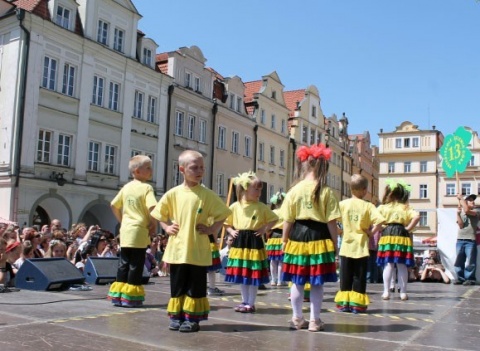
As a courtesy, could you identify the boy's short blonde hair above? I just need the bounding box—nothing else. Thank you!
[128,155,151,174]
[350,174,368,191]
[179,150,203,167]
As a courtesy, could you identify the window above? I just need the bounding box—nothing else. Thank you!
[312,105,316,117]
[188,115,196,140]
[404,138,410,148]
[108,82,120,111]
[395,138,402,149]
[216,173,225,196]
[37,130,51,163]
[175,111,184,136]
[104,145,116,174]
[199,119,206,143]
[62,63,75,96]
[260,109,266,125]
[316,132,322,144]
[42,57,57,90]
[236,97,242,112]
[113,28,124,52]
[270,146,275,165]
[97,20,109,45]
[173,162,182,186]
[419,211,428,226]
[146,96,156,123]
[468,155,475,167]
[185,72,191,88]
[217,126,226,149]
[281,119,286,134]
[229,93,235,109]
[92,76,104,106]
[280,149,285,168]
[419,184,428,199]
[143,48,152,66]
[88,141,100,172]
[57,134,71,166]
[302,126,308,143]
[245,136,252,157]
[446,183,456,196]
[271,90,277,99]
[388,162,395,173]
[56,6,70,29]
[310,129,315,145]
[194,77,201,92]
[269,185,275,200]
[231,131,239,153]
[271,114,276,129]
[133,91,144,118]
[404,161,411,173]
[412,137,419,148]
[259,142,264,162]
[420,161,427,173]
[461,183,471,196]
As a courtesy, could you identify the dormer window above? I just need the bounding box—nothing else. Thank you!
[56,5,71,29]
[97,20,109,45]
[185,72,191,88]
[271,90,277,99]
[194,77,201,92]
[114,28,124,52]
[143,48,152,66]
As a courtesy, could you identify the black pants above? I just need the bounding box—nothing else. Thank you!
[340,256,368,294]
[116,247,146,286]
[170,264,207,298]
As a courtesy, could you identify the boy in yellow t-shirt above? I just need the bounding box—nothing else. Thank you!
[334,174,385,314]
[107,155,158,308]
[151,150,231,333]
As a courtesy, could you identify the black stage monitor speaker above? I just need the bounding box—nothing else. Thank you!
[84,257,151,285]
[84,257,118,285]
[16,258,85,291]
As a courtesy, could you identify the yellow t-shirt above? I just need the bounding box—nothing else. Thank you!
[111,179,157,248]
[281,180,341,223]
[151,184,231,266]
[339,198,385,258]
[225,201,279,230]
[377,202,418,227]
[272,208,284,231]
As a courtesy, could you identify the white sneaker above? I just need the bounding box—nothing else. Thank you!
[207,287,224,296]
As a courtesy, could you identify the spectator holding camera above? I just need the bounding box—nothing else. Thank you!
[420,250,450,284]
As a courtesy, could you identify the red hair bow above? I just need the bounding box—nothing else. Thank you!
[296,143,331,162]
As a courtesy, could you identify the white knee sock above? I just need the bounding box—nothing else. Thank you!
[270,260,279,282]
[240,284,249,304]
[247,285,259,306]
[397,264,408,294]
[290,284,304,318]
[207,271,216,289]
[309,285,324,321]
[383,263,394,294]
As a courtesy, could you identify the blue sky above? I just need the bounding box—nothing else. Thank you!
[134,0,480,145]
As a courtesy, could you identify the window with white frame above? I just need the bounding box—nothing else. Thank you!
[147,96,156,123]
[269,184,275,200]
[216,173,225,196]
[187,115,196,140]
[143,48,152,66]
[446,183,456,196]
[231,131,239,153]
[108,82,120,111]
[199,119,206,143]
[229,93,235,109]
[37,129,52,163]
[194,77,201,92]
[270,146,275,164]
[133,91,144,118]
[173,161,182,186]
[280,149,285,168]
[260,109,266,124]
[62,63,75,96]
[217,126,226,149]
[412,137,419,147]
[245,136,252,157]
[420,160,427,173]
[404,138,410,148]
[185,72,191,88]
[388,162,395,173]
[42,56,57,90]
[175,111,184,136]
[302,125,308,143]
[468,155,475,167]
[104,144,116,174]
[395,138,401,148]
[92,75,104,106]
[281,119,286,134]
[113,28,124,52]
[57,134,71,166]
[419,211,428,226]
[310,129,315,145]
[236,97,242,112]
[271,114,276,129]
[404,161,411,173]
[419,184,428,199]
[97,20,109,45]
[461,183,471,196]
[312,105,316,117]
[88,141,100,171]
[56,6,71,29]
[259,142,264,162]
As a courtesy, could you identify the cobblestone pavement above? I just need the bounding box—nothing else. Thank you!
[0,275,479,351]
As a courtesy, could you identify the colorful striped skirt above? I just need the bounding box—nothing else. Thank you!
[281,219,337,286]
[225,230,270,286]
[266,229,283,261]
[376,223,414,267]
[207,242,222,272]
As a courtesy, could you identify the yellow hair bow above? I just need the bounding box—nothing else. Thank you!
[233,171,256,190]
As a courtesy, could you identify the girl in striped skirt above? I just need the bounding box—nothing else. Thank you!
[266,191,287,286]
[281,144,340,332]
[224,171,278,313]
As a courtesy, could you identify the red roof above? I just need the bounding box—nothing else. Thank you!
[283,89,306,117]
[244,80,262,103]
[12,0,42,12]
